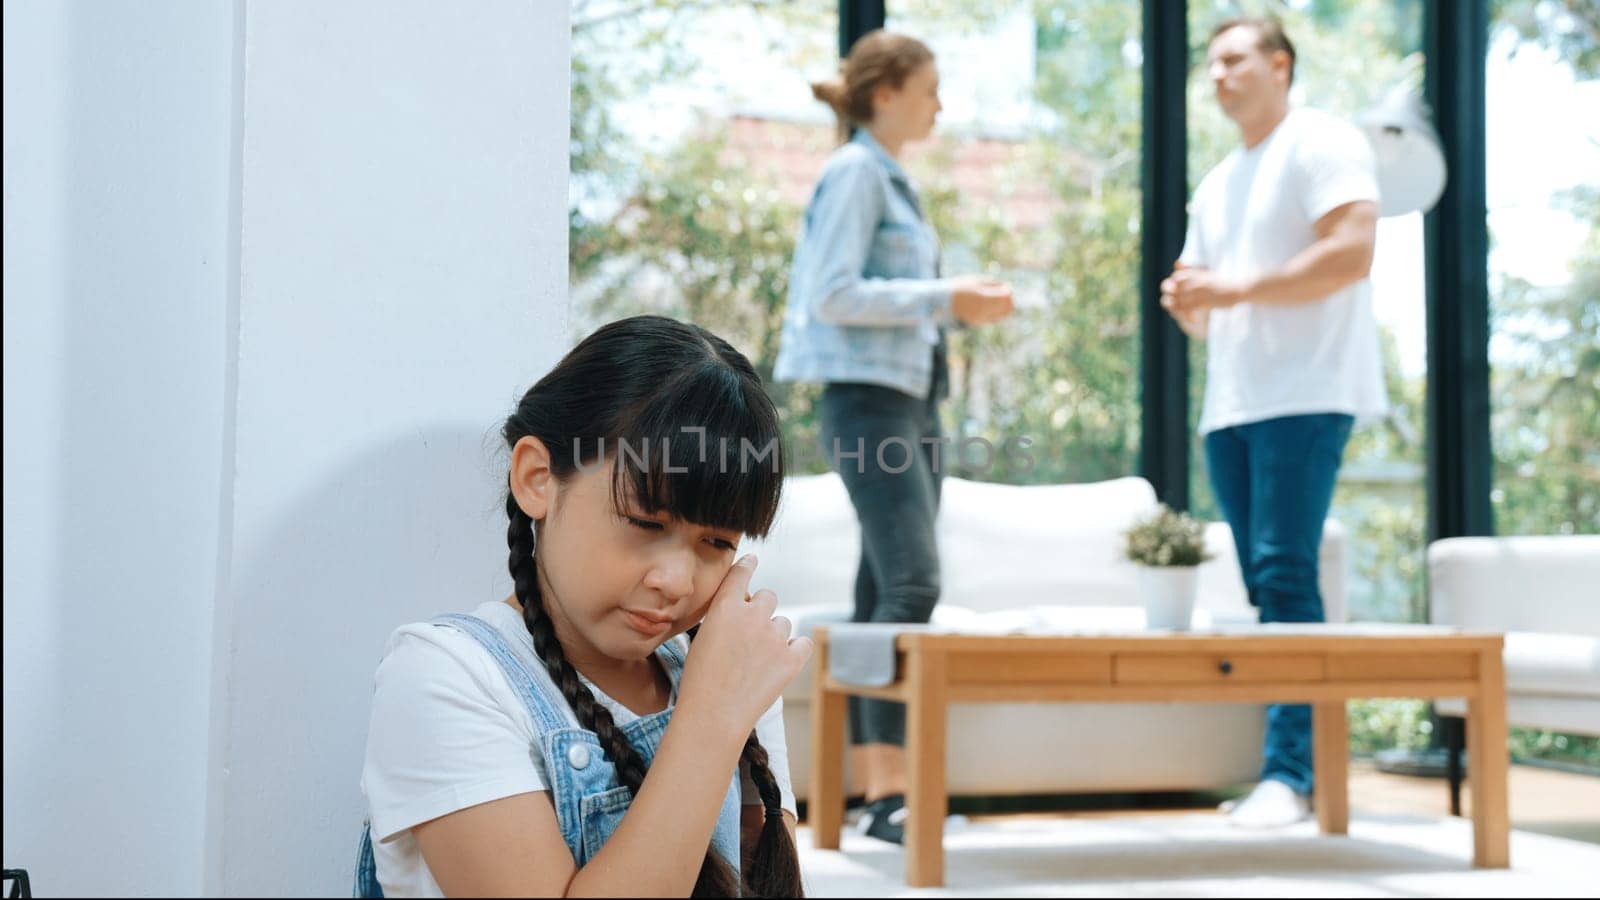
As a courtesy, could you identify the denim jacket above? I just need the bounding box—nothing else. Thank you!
[354,614,740,898]
[772,128,952,400]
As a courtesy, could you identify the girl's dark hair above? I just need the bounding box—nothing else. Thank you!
[811,29,934,143]
[501,315,800,898]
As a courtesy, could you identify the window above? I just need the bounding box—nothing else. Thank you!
[885,0,1143,483]
[569,0,836,460]
[1487,0,1600,538]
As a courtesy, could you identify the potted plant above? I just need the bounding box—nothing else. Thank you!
[1124,504,1213,630]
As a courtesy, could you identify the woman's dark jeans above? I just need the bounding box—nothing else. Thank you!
[818,367,945,748]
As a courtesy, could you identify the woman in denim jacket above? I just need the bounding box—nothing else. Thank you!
[773,29,1013,845]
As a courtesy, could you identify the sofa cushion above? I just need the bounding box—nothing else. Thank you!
[1429,536,1600,636]
[755,473,1346,624]
[1503,631,1600,698]
[749,474,1167,614]
[937,476,1157,613]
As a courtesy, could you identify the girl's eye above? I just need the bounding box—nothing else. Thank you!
[628,517,665,532]
[708,538,738,553]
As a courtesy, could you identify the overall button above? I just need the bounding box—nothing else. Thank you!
[567,744,591,770]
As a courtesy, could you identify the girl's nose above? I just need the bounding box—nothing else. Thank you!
[642,548,695,602]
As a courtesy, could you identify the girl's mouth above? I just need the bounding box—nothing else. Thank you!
[621,608,673,637]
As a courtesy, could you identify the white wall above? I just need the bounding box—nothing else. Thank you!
[3,1,237,894]
[213,3,568,894]
[3,1,570,895]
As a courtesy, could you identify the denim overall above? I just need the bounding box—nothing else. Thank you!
[355,614,742,897]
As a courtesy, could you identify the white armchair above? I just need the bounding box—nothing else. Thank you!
[1427,535,1600,812]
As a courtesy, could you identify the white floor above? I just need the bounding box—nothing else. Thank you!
[797,812,1600,897]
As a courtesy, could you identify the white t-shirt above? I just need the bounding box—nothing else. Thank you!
[361,599,795,898]
[1182,107,1388,434]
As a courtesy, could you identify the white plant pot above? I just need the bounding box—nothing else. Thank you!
[1137,565,1200,631]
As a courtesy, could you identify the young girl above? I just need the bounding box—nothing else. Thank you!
[358,315,812,897]
[771,29,1012,844]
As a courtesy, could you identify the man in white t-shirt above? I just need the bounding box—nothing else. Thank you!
[1162,16,1385,829]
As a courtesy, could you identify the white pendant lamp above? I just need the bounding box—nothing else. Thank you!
[1357,83,1449,217]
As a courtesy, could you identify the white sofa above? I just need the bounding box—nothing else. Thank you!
[747,473,1347,801]
[1430,535,1600,735]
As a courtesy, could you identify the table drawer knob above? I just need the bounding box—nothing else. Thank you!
[1218,659,1234,676]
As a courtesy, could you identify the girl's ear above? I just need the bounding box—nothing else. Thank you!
[510,435,556,521]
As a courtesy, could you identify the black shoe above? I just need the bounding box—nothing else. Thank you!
[857,793,907,845]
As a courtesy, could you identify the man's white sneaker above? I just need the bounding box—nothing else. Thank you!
[1226,779,1311,829]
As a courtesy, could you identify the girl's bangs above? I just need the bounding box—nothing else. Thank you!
[607,361,784,538]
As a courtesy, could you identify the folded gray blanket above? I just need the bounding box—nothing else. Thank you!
[826,623,937,687]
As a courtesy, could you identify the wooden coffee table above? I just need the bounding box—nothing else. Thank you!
[808,626,1508,887]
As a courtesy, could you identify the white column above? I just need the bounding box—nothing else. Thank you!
[3,1,569,894]
[213,2,569,894]
[3,1,236,895]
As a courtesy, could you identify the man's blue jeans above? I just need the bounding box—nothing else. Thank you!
[1204,413,1353,797]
